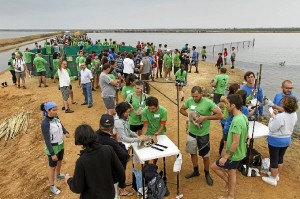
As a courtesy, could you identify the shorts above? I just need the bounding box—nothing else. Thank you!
[37,71,46,76]
[103,97,115,109]
[216,158,241,170]
[191,60,198,67]
[213,93,223,104]
[15,71,26,78]
[175,80,185,87]
[47,149,64,167]
[186,133,210,157]
[130,124,144,132]
[26,63,33,71]
[60,86,70,101]
[163,66,171,73]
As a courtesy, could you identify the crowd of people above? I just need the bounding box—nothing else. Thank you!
[5,35,298,199]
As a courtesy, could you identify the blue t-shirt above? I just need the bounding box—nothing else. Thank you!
[241,84,264,115]
[192,50,198,61]
[273,92,296,107]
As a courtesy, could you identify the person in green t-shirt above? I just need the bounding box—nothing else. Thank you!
[33,49,48,87]
[141,96,167,138]
[175,64,187,101]
[126,80,148,135]
[24,48,35,77]
[141,96,167,164]
[201,46,206,61]
[173,49,181,74]
[211,67,229,104]
[211,94,248,199]
[103,38,109,46]
[8,53,17,84]
[163,50,172,80]
[45,42,52,55]
[180,86,222,185]
[92,55,101,89]
[122,74,137,101]
[52,52,60,83]
[75,51,86,86]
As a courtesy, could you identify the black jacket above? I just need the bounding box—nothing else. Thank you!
[67,144,125,199]
[96,129,130,169]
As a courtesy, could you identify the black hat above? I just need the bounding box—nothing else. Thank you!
[100,114,114,128]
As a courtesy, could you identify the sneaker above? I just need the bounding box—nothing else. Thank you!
[88,104,93,108]
[65,109,74,113]
[22,86,26,89]
[205,174,213,186]
[262,176,277,186]
[181,97,184,101]
[267,172,279,181]
[50,185,61,195]
[185,171,200,179]
[81,102,88,105]
[56,174,65,180]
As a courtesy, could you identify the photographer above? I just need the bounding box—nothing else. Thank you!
[180,52,190,84]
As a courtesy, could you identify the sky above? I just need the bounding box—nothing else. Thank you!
[1,0,300,29]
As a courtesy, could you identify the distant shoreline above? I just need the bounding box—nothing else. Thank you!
[1,28,300,33]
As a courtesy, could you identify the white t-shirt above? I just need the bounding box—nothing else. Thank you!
[80,68,93,84]
[57,68,70,87]
[123,58,135,74]
[13,58,26,72]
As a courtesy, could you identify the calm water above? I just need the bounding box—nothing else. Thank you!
[0,31,299,129]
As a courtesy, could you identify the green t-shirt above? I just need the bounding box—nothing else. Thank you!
[103,41,109,46]
[175,69,187,82]
[141,105,168,136]
[45,45,52,55]
[173,53,181,67]
[53,59,59,72]
[214,74,229,94]
[76,56,86,72]
[226,114,249,161]
[33,56,47,72]
[108,74,115,80]
[122,86,135,98]
[87,64,92,70]
[15,50,23,57]
[24,52,33,63]
[184,97,217,136]
[92,59,101,74]
[8,57,14,70]
[163,54,172,67]
[126,93,148,125]
[201,49,206,55]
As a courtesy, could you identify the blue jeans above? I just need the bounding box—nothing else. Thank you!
[82,82,93,105]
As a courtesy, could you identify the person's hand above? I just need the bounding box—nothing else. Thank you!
[139,134,147,141]
[65,132,70,138]
[195,116,205,124]
[219,157,227,166]
[152,135,158,143]
[65,173,71,183]
[258,115,264,122]
[251,88,258,96]
[273,109,279,115]
[51,155,58,161]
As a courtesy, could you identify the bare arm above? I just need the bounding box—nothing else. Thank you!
[196,106,222,123]
[223,133,240,160]
[180,105,188,117]
[142,122,148,136]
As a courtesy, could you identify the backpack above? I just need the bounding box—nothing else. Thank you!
[147,174,166,199]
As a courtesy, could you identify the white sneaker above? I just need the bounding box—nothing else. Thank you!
[262,176,277,186]
[267,172,280,181]
[50,185,61,195]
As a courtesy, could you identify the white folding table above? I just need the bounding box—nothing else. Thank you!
[248,121,269,139]
[131,135,180,198]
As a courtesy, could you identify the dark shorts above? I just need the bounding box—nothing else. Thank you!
[26,63,33,71]
[213,93,223,104]
[191,60,198,66]
[175,80,185,87]
[37,71,46,76]
[196,134,210,156]
[130,124,144,132]
[216,158,241,170]
[47,149,64,167]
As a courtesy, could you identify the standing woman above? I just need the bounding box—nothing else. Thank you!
[40,102,70,195]
[262,96,298,186]
[175,64,187,101]
[121,74,136,101]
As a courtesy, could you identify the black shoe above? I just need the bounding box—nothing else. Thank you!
[188,71,191,73]
[65,109,74,113]
[81,102,88,105]
[231,66,234,69]
[185,171,200,179]
[22,86,26,89]
[62,107,66,110]
[205,174,213,186]
[181,97,184,101]
[88,104,93,108]
[4,82,8,87]
[92,88,96,91]
[18,85,20,89]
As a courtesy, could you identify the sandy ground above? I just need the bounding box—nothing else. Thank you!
[0,61,299,199]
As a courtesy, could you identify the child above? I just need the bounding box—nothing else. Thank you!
[223,48,228,65]
[215,53,223,74]
[201,46,206,61]
[175,64,187,101]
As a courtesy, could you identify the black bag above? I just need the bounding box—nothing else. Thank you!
[238,147,262,173]
[147,174,166,199]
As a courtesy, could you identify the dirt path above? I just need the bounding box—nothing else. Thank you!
[0,61,299,199]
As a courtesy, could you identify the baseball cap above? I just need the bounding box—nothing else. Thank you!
[100,114,114,128]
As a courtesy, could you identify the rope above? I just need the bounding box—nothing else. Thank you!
[149,82,177,106]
